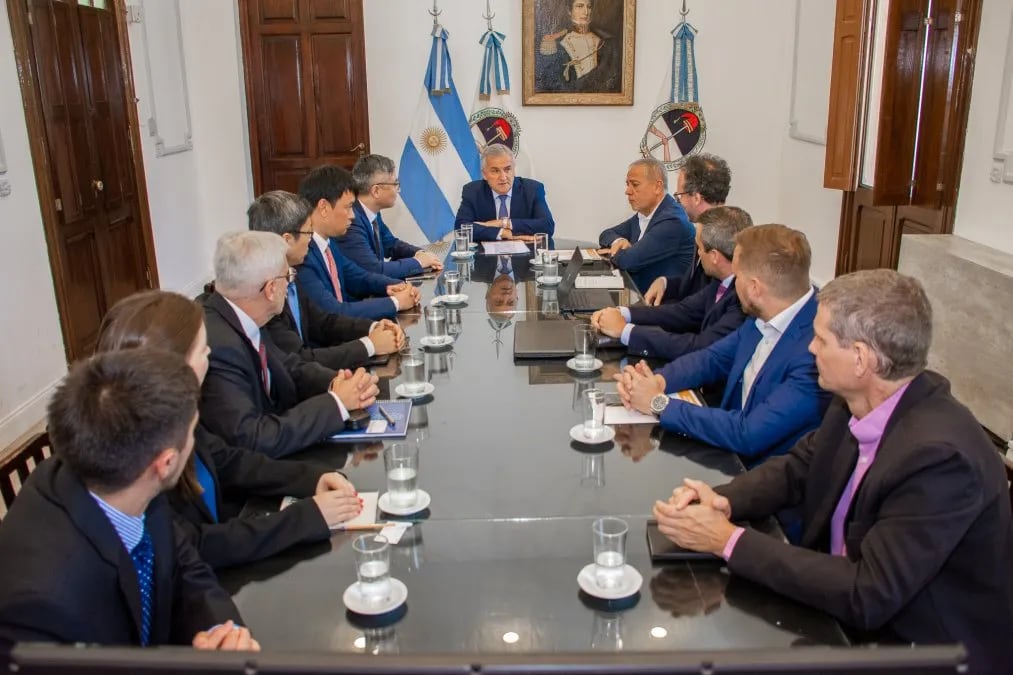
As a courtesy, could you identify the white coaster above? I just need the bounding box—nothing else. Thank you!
[394,382,435,398]
[378,489,431,516]
[419,335,454,348]
[577,563,643,600]
[469,242,479,250]
[536,275,562,286]
[450,250,474,259]
[569,423,616,445]
[566,357,604,373]
[434,293,468,305]
[342,577,408,615]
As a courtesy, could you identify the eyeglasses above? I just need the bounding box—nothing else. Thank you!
[373,181,400,191]
[260,267,297,292]
[292,229,314,237]
[672,191,688,199]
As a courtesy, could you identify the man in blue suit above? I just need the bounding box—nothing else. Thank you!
[339,155,443,279]
[599,157,696,293]
[454,144,555,242]
[592,206,751,367]
[297,165,419,320]
[616,224,830,466]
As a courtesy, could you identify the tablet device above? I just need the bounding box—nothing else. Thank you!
[646,519,722,562]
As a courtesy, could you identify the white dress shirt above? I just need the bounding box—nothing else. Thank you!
[740,287,814,407]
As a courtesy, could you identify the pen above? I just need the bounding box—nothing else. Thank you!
[378,405,395,427]
[336,523,388,532]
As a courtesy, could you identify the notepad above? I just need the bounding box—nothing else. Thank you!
[575,270,624,289]
[481,241,530,255]
[328,399,412,442]
[603,390,702,425]
[556,248,603,262]
[279,491,379,531]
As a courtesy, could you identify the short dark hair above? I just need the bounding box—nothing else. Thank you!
[351,155,396,194]
[47,350,199,493]
[698,206,753,259]
[298,165,356,209]
[681,154,731,205]
[247,190,313,235]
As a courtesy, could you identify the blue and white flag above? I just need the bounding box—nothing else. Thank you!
[399,23,481,243]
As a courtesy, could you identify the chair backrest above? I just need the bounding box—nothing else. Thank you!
[0,432,50,520]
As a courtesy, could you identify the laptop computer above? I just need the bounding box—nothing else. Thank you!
[558,247,617,313]
[513,318,624,359]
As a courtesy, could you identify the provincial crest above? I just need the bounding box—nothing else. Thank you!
[640,101,707,171]
[469,107,521,156]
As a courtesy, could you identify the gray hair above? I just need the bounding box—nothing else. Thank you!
[213,231,289,299]
[247,190,312,235]
[351,154,396,194]
[818,269,932,381]
[629,157,668,191]
[698,206,753,260]
[480,143,514,169]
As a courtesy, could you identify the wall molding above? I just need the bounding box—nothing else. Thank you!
[0,377,63,452]
[139,0,194,157]
[788,0,832,146]
[992,10,1013,185]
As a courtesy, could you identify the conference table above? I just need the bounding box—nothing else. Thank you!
[217,239,847,658]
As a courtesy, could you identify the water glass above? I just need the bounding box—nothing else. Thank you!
[353,534,391,603]
[533,232,549,261]
[425,305,447,339]
[444,270,461,297]
[402,348,425,393]
[384,442,419,508]
[583,388,606,438]
[455,232,470,254]
[574,324,597,369]
[592,517,628,589]
[460,223,474,248]
[542,258,559,281]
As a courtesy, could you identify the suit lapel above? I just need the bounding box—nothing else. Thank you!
[510,179,523,219]
[738,293,817,407]
[304,243,336,297]
[802,427,859,550]
[483,185,497,220]
[722,322,762,408]
[146,496,175,644]
[208,293,272,400]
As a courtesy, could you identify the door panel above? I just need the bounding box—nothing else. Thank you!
[261,0,298,21]
[310,33,355,156]
[62,232,104,354]
[309,0,350,22]
[262,35,306,157]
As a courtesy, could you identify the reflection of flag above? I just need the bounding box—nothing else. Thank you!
[469,26,534,177]
[399,24,481,243]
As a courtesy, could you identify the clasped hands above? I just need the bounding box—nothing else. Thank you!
[653,478,737,557]
[312,471,363,527]
[590,307,627,338]
[367,319,406,355]
[386,282,421,309]
[613,360,666,414]
[329,367,379,412]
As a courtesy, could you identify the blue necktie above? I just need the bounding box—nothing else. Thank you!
[497,195,509,219]
[130,530,155,646]
[193,454,219,522]
[286,283,303,341]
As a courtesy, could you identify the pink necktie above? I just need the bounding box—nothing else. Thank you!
[257,341,270,394]
[715,284,728,303]
[323,247,344,302]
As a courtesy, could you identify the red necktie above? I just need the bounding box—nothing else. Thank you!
[257,341,270,393]
[323,246,344,302]
[715,284,728,303]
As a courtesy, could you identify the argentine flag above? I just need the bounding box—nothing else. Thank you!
[399,24,481,243]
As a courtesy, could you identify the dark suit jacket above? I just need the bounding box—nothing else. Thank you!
[200,292,344,459]
[626,278,747,361]
[264,282,373,371]
[598,194,696,293]
[661,257,710,303]
[337,202,423,279]
[0,458,241,646]
[297,239,398,320]
[656,292,830,464]
[454,177,555,242]
[715,371,1013,674]
[168,426,330,569]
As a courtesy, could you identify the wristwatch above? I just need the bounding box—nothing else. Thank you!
[650,393,670,415]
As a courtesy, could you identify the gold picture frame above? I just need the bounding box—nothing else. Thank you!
[522,0,636,106]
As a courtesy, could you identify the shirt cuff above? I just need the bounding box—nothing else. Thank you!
[722,526,746,561]
[359,337,375,356]
[619,306,631,322]
[620,323,635,346]
[390,297,399,312]
[328,391,350,421]
[660,277,668,291]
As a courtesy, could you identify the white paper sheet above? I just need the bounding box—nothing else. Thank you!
[481,241,530,255]
[604,405,658,425]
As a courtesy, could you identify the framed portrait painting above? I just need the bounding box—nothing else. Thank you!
[522,0,636,105]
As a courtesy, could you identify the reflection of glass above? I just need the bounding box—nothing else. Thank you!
[457,260,473,282]
[580,453,605,489]
[592,517,628,589]
[590,611,624,651]
[362,625,400,655]
[392,522,425,572]
[534,232,549,260]
[539,287,560,316]
[447,307,462,336]
[407,404,429,445]
[572,378,597,411]
[649,567,729,617]
[426,350,455,384]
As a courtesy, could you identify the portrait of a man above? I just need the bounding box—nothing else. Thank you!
[523,0,635,105]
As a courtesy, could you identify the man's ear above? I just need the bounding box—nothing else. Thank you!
[151,448,180,482]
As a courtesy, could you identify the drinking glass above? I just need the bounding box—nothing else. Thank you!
[592,517,628,589]
[455,232,470,255]
[384,442,419,508]
[353,534,391,603]
[460,223,474,249]
[574,324,597,369]
[425,305,447,339]
[401,348,425,393]
[533,233,549,261]
[444,270,461,297]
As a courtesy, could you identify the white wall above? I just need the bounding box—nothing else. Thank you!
[952,0,1013,255]
[363,0,841,281]
[0,1,70,449]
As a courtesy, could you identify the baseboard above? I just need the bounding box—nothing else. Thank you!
[0,377,62,452]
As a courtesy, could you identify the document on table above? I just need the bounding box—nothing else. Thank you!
[481,241,530,255]
[604,405,657,425]
[575,270,624,289]
[556,248,604,262]
[280,491,379,530]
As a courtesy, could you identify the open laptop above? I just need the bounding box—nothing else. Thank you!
[558,247,617,313]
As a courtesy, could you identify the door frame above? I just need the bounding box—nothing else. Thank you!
[6,0,159,362]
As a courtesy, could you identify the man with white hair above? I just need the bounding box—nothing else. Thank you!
[454,144,555,242]
[652,269,1013,674]
[201,231,379,459]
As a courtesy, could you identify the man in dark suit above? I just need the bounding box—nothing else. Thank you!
[592,206,751,364]
[599,157,696,293]
[247,190,404,370]
[642,154,732,306]
[0,350,257,650]
[338,154,443,279]
[617,225,830,465]
[200,231,379,459]
[297,165,420,320]
[454,143,555,242]
[652,270,1013,674]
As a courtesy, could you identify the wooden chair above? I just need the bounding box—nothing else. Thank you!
[0,431,50,520]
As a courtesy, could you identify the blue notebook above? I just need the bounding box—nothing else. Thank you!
[328,399,412,442]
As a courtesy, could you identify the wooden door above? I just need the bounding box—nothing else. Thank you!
[239,0,370,194]
[14,0,155,361]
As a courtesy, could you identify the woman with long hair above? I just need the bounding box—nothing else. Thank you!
[96,290,364,568]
